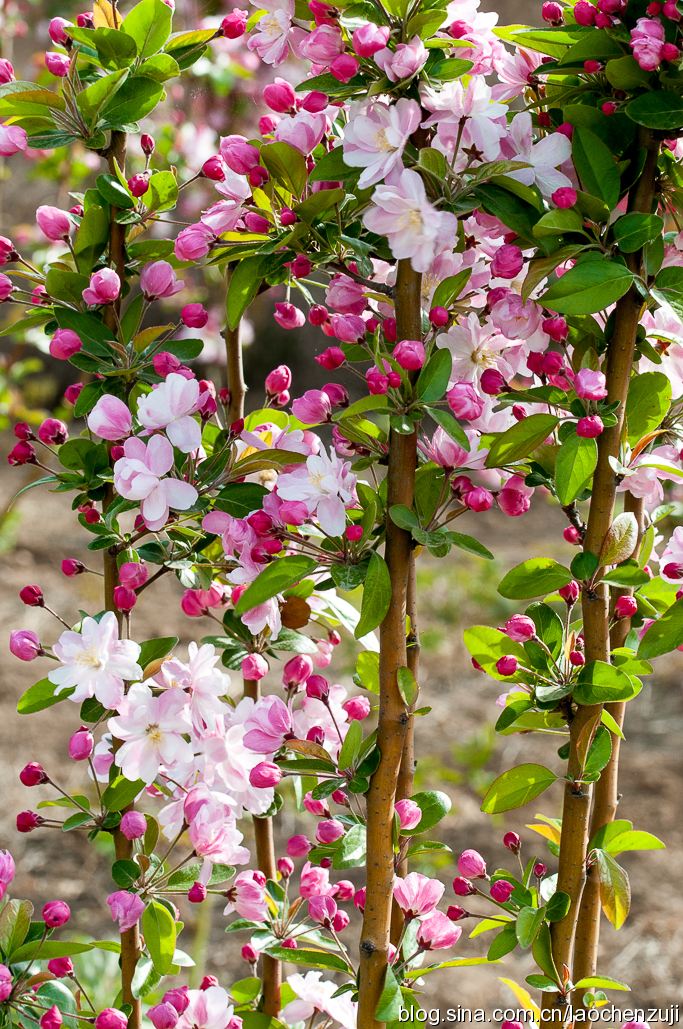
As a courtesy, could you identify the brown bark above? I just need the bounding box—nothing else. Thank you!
[358,260,421,1027]
[243,678,281,1016]
[572,494,645,986]
[543,133,658,1011]
[223,267,247,423]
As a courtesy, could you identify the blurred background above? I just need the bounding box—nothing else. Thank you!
[0,0,681,1021]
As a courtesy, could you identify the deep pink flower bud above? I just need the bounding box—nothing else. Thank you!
[316,818,344,844]
[61,559,84,577]
[559,580,580,604]
[163,990,189,1015]
[94,1010,128,1029]
[574,0,597,22]
[307,726,325,745]
[10,630,42,661]
[569,649,585,666]
[289,254,312,278]
[45,51,70,76]
[330,53,359,82]
[0,60,14,85]
[241,943,258,962]
[490,879,515,903]
[542,1,564,21]
[188,882,207,904]
[395,798,421,831]
[50,328,83,361]
[277,856,294,878]
[221,9,248,37]
[534,862,547,877]
[342,695,371,720]
[140,133,155,155]
[452,876,475,896]
[127,174,149,197]
[496,655,519,676]
[83,269,121,307]
[38,418,68,445]
[352,23,390,56]
[201,156,224,181]
[152,352,181,378]
[615,595,637,619]
[662,42,680,60]
[577,415,604,438]
[47,957,74,978]
[447,905,468,921]
[16,810,44,832]
[220,135,260,174]
[249,762,283,788]
[248,166,270,189]
[265,365,292,394]
[241,653,269,681]
[601,101,617,116]
[542,316,568,342]
[447,381,484,421]
[20,762,47,786]
[181,303,208,328]
[458,849,487,878]
[19,584,44,607]
[147,1003,178,1029]
[263,78,296,113]
[36,205,71,241]
[69,728,94,761]
[42,901,70,928]
[305,674,330,701]
[552,187,577,208]
[274,302,305,330]
[49,18,71,44]
[40,1005,62,1029]
[64,383,84,405]
[13,422,33,440]
[480,368,507,395]
[0,236,17,264]
[118,562,148,590]
[113,586,137,613]
[429,306,450,327]
[393,338,425,371]
[119,811,147,840]
[0,274,13,301]
[309,304,329,326]
[280,208,298,227]
[308,894,337,926]
[503,831,521,852]
[282,654,314,689]
[564,526,581,545]
[286,834,312,857]
[464,487,494,512]
[504,615,535,642]
[491,244,523,279]
[301,91,328,113]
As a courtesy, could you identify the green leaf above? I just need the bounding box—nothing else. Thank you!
[594,850,630,929]
[264,946,350,973]
[0,899,32,958]
[139,636,177,669]
[226,256,266,330]
[625,91,683,131]
[338,719,363,771]
[354,552,391,639]
[405,790,452,835]
[112,859,141,888]
[122,0,173,58]
[612,213,664,254]
[416,348,452,403]
[572,127,620,209]
[10,939,95,963]
[583,724,612,777]
[449,532,494,560]
[142,900,177,974]
[143,170,179,213]
[532,208,585,238]
[18,678,71,714]
[574,975,630,991]
[574,661,641,705]
[516,906,545,949]
[73,204,110,273]
[543,256,634,315]
[653,266,683,319]
[463,626,527,680]
[308,145,358,183]
[78,69,130,125]
[603,829,665,856]
[638,600,683,659]
[424,406,470,450]
[235,556,317,615]
[101,776,145,812]
[555,434,597,505]
[91,28,138,68]
[498,558,572,599]
[355,651,379,694]
[599,512,639,565]
[431,269,472,309]
[625,371,672,445]
[376,965,402,1022]
[481,763,557,814]
[485,414,558,468]
[100,76,164,128]
[397,666,419,706]
[260,142,308,196]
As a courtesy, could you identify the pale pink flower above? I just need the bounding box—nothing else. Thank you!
[186,792,249,869]
[421,78,507,164]
[108,682,193,784]
[174,223,214,261]
[137,373,202,453]
[375,36,428,81]
[107,891,144,933]
[417,911,462,950]
[0,123,27,156]
[87,395,133,441]
[155,643,230,737]
[343,98,421,188]
[393,871,445,919]
[281,972,357,1027]
[575,368,608,400]
[505,112,572,197]
[140,261,184,300]
[243,694,293,753]
[49,611,142,709]
[490,294,542,340]
[325,273,366,315]
[297,24,343,64]
[660,525,683,582]
[247,0,294,66]
[223,870,268,920]
[631,17,665,71]
[176,987,236,1029]
[274,110,328,154]
[363,169,458,274]
[36,206,71,241]
[114,435,198,531]
[492,48,540,102]
[437,313,513,384]
[277,448,357,536]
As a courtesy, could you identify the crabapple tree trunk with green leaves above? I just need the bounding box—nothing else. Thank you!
[1,0,683,1027]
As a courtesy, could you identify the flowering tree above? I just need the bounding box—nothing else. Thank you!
[2,0,683,1026]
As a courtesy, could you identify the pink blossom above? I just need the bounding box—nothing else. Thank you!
[87,395,133,440]
[107,891,144,933]
[36,206,71,241]
[108,682,193,783]
[417,911,462,950]
[298,24,343,64]
[281,971,357,1027]
[0,850,15,901]
[114,436,198,531]
[49,611,141,709]
[274,302,306,329]
[343,98,421,188]
[292,389,333,424]
[223,870,268,920]
[0,965,12,1002]
[505,112,572,197]
[325,273,366,315]
[490,294,541,339]
[498,475,533,517]
[9,629,42,661]
[447,381,485,421]
[363,169,458,274]
[661,526,683,583]
[82,269,121,306]
[247,0,294,65]
[395,798,421,830]
[375,36,428,81]
[174,223,214,261]
[393,871,445,918]
[140,261,184,300]
[631,17,665,70]
[353,23,390,57]
[50,329,82,360]
[0,123,27,157]
[277,448,357,536]
[575,367,608,400]
[299,861,334,898]
[186,792,249,868]
[458,849,487,877]
[137,373,201,453]
[243,694,293,753]
[394,338,425,370]
[275,110,327,154]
